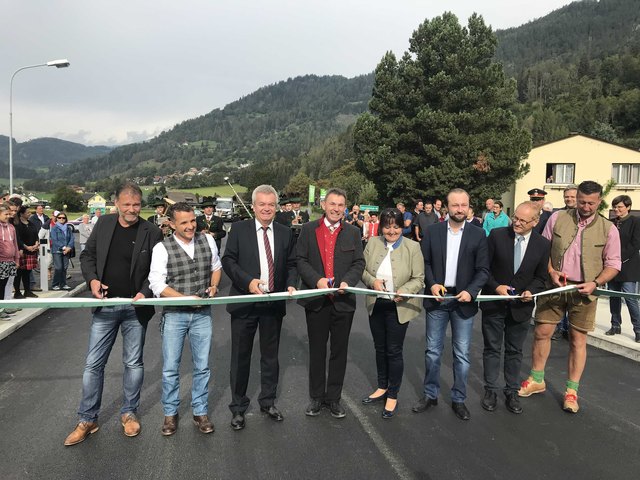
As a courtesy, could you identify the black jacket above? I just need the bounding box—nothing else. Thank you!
[80,214,163,325]
[296,219,365,313]
[195,214,226,251]
[613,214,640,282]
[222,219,297,318]
[422,221,489,318]
[480,226,551,322]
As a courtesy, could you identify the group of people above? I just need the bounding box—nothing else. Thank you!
[0,199,78,320]
[62,178,627,448]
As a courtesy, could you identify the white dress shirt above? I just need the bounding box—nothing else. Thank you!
[444,222,465,287]
[149,233,222,297]
[514,230,532,266]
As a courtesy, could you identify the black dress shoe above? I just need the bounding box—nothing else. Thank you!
[481,390,497,412]
[605,326,621,336]
[362,392,386,405]
[505,393,523,414]
[230,413,245,431]
[412,396,438,413]
[382,400,398,419]
[260,405,284,421]
[305,399,323,417]
[328,401,346,419]
[452,402,470,421]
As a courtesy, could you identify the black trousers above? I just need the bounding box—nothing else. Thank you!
[369,299,408,399]
[0,276,8,300]
[306,300,354,402]
[13,269,31,294]
[229,312,283,414]
[482,309,530,395]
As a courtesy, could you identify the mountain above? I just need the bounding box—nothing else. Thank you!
[0,135,111,178]
[495,0,640,75]
[60,74,374,185]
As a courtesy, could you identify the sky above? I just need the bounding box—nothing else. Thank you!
[0,0,573,146]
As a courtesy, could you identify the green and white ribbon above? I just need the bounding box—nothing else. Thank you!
[0,284,632,310]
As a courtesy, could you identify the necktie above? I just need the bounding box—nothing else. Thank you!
[514,235,524,274]
[262,226,275,292]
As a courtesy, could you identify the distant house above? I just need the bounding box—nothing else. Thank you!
[165,191,197,205]
[87,193,107,210]
[502,134,640,214]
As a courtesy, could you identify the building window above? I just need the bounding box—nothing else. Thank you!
[545,163,574,184]
[612,164,640,185]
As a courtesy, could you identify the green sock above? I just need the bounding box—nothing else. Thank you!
[531,370,545,383]
[566,380,579,391]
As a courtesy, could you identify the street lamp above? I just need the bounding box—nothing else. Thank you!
[8,58,70,193]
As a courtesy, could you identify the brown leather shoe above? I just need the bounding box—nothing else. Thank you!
[121,413,141,437]
[193,415,214,434]
[64,421,99,446]
[161,415,178,436]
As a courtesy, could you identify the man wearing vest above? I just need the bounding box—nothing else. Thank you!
[297,187,365,419]
[519,181,621,413]
[149,202,222,435]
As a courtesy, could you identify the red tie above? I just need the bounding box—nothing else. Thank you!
[262,226,275,292]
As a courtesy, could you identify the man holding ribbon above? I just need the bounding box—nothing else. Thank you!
[222,185,297,431]
[149,202,222,436]
[480,201,550,415]
[297,187,365,419]
[412,188,489,421]
[519,181,621,413]
[64,183,163,446]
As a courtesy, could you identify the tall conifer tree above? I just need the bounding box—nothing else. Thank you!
[354,12,531,205]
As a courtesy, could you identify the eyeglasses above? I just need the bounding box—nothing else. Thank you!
[511,215,535,225]
[57,216,67,220]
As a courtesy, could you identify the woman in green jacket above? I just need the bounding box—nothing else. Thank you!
[361,208,424,418]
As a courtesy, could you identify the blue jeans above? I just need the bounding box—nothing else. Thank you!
[609,281,640,333]
[423,300,474,403]
[161,308,212,416]
[52,252,69,288]
[78,305,146,422]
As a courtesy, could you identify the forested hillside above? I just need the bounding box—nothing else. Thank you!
[0,136,111,178]
[60,74,373,185]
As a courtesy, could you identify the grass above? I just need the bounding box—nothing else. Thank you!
[141,184,247,198]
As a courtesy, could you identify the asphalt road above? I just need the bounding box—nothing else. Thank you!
[1,260,639,479]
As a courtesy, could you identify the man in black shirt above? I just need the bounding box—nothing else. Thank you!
[64,183,163,446]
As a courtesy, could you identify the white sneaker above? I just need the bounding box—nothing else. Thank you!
[52,286,61,291]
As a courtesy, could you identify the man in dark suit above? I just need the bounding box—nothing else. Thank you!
[291,198,310,225]
[222,185,298,430]
[29,203,50,230]
[64,183,163,446]
[480,201,550,414]
[412,188,489,421]
[196,199,226,252]
[275,198,295,227]
[297,187,365,419]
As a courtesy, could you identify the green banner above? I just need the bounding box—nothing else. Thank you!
[308,185,315,204]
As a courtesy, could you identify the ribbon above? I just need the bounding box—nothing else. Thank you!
[0,284,631,310]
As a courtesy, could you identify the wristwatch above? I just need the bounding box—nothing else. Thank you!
[593,279,602,288]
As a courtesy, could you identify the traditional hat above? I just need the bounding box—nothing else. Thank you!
[528,188,547,200]
[279,197,292,206]
[201,199,216,208]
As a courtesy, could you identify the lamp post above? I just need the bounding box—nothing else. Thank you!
[9,59,70,193]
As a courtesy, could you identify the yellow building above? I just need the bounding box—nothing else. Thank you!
[509,134,640,213]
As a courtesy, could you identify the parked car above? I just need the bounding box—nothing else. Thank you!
[67,216,83,232]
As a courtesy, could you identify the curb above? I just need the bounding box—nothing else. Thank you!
[0,283,87,342]
[587,332,640,362]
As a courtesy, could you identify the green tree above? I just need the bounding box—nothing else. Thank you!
[284,172,312,197]
[51,185,84,211]
[353,12,531,206]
